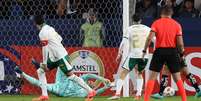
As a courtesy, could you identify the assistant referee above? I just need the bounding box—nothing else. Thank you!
[142,6,187,101]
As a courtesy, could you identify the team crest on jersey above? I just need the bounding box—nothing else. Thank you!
[69,50,105,88]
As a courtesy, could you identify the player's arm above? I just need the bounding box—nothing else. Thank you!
[143,31,155,54]
[176,24,184,55]
[117,30,129,61]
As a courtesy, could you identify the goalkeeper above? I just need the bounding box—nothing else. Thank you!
[15,60,110,97]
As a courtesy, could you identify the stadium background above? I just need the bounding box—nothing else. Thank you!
[0,0,201,97]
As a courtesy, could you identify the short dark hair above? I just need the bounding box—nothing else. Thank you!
[160,6,173,16]
[184,0,194,3]
[34,15,44,25]
[132,13,142,22]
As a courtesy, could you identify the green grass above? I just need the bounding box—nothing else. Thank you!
[0,95,199,101]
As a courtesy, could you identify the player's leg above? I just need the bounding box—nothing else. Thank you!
[182,66,201,97]
[152,66,169,99]
[134,59,148,100]
[172,72,187,101]
[108,68,129,100]
[179,57,201,97]
[108,57,133,100]
[134,69,143,100]
[144,50,164,101]
[144,70,159,101]
[31,58,50,100]
[32,58,60,101]
[167,53,187,101]
[58,56,95,100]
[15,66,43,87]
[15,66,59,96]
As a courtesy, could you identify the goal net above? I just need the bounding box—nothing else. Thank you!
[0,0,124,95]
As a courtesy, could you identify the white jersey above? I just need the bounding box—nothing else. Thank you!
[39,24,68,63]
[125,24,151,58]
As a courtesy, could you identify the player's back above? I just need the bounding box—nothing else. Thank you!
[128,24,150,58]
[151,18,182,48]
[54,68,87,97]
[39,25,67,61]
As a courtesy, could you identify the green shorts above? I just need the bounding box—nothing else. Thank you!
[47,55,73,73]
[122,58,148,72]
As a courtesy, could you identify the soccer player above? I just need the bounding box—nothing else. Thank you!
[142,6,187,101]
[32,15,95,101]
[15,65,111,98]
[151,59,201,99]
[108,13,151,100]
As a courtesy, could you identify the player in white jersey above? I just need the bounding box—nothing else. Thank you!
[32,15,95,101]
[108,14,150,100]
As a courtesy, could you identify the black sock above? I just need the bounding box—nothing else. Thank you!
[186,73,200,93]
[159,75,169,96]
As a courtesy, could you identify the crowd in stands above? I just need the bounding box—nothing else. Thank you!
[0,0,120,19]
[136,0,201,18]
[1,0,201,19]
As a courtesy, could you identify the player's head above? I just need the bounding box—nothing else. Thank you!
[160,6,173,18]
[184,0,194,10]
[132,13,142,24]
[88,8,97,24]
[33,15,44,30]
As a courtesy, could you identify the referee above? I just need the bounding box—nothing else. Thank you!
[142,6,187,101]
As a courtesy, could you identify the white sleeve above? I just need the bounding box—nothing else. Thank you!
[118,27,129,55]
[39,30,49,64]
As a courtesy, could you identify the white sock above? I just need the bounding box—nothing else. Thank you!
[136,79,143,96]
[68,74,93,93]
[116,79,124,95]
[37,68,48,96]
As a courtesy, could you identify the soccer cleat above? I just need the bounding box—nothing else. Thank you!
[14,66,23,74]
[134,96,141,100]
[32,96,49,101]
[108,94,120,100]
[31,58,40,69]
[195,90,201,98]
[151,93,164,99]
[85,90,96,101]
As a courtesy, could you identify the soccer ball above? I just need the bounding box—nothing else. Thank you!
[163,86,175,96]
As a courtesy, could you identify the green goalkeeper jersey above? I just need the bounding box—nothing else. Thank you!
[53,68,87,97]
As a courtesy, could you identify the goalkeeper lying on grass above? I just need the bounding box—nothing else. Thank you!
[15,59,111,97]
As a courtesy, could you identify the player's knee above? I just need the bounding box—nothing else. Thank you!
[148,70,159,80]
[120,70,129,80]
[172,72,181,82]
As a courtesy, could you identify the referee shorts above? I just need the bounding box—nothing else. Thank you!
[149,48,182,73]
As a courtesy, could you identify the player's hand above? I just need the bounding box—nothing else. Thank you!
[40,63,47,70]
[142,52,146,60]
[116,54,121,62]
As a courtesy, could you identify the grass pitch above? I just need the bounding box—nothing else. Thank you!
[0,95,199,101]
